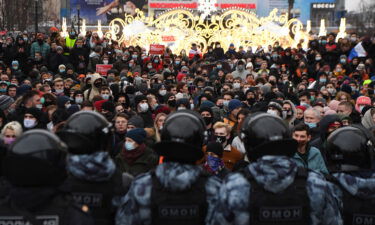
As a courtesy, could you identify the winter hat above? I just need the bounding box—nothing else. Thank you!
[176,98,190,109]
[24,107,42,121]
[199,107,213,116]
[341,84,352,94]
[0,95,14,111]
[126,128,147,144]
[328,100,340,111]
[200,100,215,109]
[206,142,224,158]
[228,99,242,112]
[67,104,80,116]
[355,96,371,113]
[176,73,186,82]
[155,105,171,116]
[16,85,32,96]
[296,105,307,112]
[128,115,144,128]
[268,101,283,115]
[134,95,148,107]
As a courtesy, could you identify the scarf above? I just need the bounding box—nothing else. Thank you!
[121,143,146,165]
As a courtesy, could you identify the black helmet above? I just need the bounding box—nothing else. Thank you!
[3,129,67,187]
[326,126,374,172]
[241,112,297,161]
[154,110,206,163]
[57,111,112,154]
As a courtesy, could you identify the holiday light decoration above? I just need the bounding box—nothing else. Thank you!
[336,18,347,42]
[198,0,217,20]
[60,17,68,38]
[318,19,327,37]
[80,19,86,36]
[97,20,104,39]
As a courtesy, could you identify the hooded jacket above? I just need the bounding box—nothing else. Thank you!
[283,100,297,129]
[232,60,250,81]
[84,73,105,101]
[361,109,375,129]
[209,156,342,225]
[115,162,221,225]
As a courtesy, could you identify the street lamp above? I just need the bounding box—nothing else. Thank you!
[35,0,38,36]
[77,4,81,35]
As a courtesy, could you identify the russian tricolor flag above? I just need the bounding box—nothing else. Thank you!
[348,42,367,60]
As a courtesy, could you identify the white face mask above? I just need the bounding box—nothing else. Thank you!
[159,90,167,96]
[223,100,229,107]
[177,107,186,110]
[233,83,241,89]
[267,109,279,116]
[47,121,54,131]
[55,89,64,94]
[24,118,36,128]
[75,97,83,104]
[65,103,71,109]
[139,103,149,112]
[124,141,136,151]
[36,104,43,109]
[101,94,110,100]
[103,60,109,64]
[190,103,195,109]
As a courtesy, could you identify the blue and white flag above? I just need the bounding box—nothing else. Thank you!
[348,42,367,60]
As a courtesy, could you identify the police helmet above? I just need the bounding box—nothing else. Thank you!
[57,111,112,154]
[3,129,67,186]
[154,110,206,163]
[326,126,374,172]
[241,112,297,161]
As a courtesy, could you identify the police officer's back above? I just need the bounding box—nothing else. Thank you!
[210,113,342,225]
[116,110,221,225]
[0,129,93,225]
[57,111,127,225]
[326,126,375,225]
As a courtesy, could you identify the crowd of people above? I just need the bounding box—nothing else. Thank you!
[0,27,375,224]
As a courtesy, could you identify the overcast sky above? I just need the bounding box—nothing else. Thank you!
[346,0,373,12]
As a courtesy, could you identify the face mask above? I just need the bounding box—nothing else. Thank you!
[129,63,133,67]
[139,103,149,112]
[4,137,16,145]
[59,68,65,73]
[103,60,109,64]
[55,89,64,94]
[350,37,357,42]
[159,90,167,96]
[124,141,136,151]
[327,88,336,95]
[13,66,19,70]
[351,86,357,92]
[147,65,153,69]
[340,59,346,64]
[203,117,213,126]
[65,103,71,109]
[267,109,279,116]
[223,100,229,107]
[336,68,342,73]
[237,65,244,70]
[282,110,289,119]
[217,65,222,69]
[75,97,83,104]
[215,135,227,144]
[177,107,186,110]
[24,119,36,128]
[206,155,223,172]
[233,83,241,89]
[190,103,195,109]
[94,82,102,88]
[315,57,321,61]
[36,104,43,109]
[154,60,159,63]
[101,94,110,100]
[319,78,327,83]
[301,103,310,108]
[359,105,365,113]
[0,88,6,93]
[47,121,54,131]
[132,55,138,59]
[168,99,176,107]
[305,122,317,128]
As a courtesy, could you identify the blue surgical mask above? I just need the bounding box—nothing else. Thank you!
[305,122,317,128]
[59,69,65,73]
[0,88,6,93]
[125,142,136,151]
[319,78,326,83]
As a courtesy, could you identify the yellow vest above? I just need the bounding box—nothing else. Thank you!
[64,37,76,55]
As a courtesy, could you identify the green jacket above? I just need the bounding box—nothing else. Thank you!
[292,146,329,174]
[115,146,158,177]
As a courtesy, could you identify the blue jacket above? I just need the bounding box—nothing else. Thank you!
[116,162,221,225]
[209,156,343,225]
[293,146,329,174]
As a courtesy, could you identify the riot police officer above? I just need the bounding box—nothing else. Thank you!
[210,112,342,225]
[57,111,128,225]
[116,110,221,225]
[0,129,93,224]
[326,126,375,225]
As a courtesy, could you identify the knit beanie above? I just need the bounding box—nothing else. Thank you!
[206,142,224,158]
[126,128,147,144]
[0,95,14,111]
[228,99,242,112]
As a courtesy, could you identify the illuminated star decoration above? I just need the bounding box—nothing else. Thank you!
[198,0,217,20]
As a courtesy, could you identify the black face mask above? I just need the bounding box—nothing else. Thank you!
[247,98,256,105]
[94,82,102,88]
[37,39,43,44]
[168,99,176,107]
[214,135,227,144]
[203,117,213,126]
